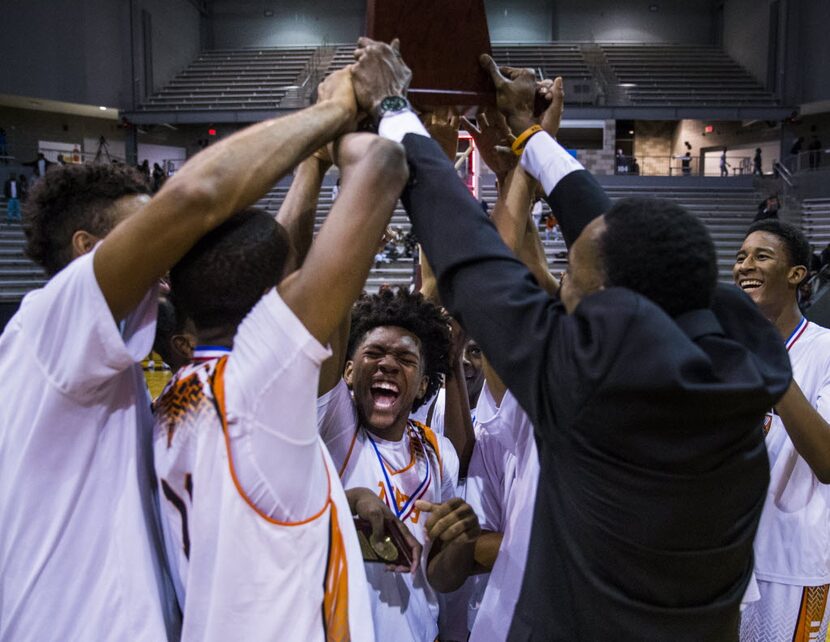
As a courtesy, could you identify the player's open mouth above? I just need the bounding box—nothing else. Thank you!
[740,279,763,290]
[371,381,400,410]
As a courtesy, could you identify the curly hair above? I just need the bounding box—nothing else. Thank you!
[23,163,151,276]
[348,288,450,410]
[744,219,811,272]
[171,208,290,331]
[601,198,718,317]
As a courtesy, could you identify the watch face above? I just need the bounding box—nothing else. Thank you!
[380,96,408,113]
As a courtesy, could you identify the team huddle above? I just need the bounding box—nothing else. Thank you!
[1,37,829,642]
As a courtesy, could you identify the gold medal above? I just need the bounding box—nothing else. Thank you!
[370,535,398,562]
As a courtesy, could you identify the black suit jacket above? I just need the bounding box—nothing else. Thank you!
[399,134,791,640]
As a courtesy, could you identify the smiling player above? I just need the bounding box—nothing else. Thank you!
[734,219,830,641]
[318,287,481,642]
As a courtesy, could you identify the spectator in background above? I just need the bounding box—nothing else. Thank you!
[531,198,544,229]
[24,153,53,179]
[753,148,763,175]
[720,149,731,177]
[4,173,22,224]
[631,157,640,175]
[754,194,780,222]
[138,159,150,181]
[0,128,7,162]
[681,150,692,176]
[790,136,804,164]
[151,162,164,192]
[808,132,822,170]
[615,148,628,175]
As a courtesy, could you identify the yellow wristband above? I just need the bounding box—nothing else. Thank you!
[511,124,543,156]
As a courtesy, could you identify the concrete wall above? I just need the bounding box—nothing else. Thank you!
[0,105,202,170]
[0,0,201,109]
[793,1,830,104]
[723,0,770,87]
[487,0,552,42]
[209,0,364,48]
[554,0,719,44]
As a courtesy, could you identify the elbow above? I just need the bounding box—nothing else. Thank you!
[162,178,221,228]
[366,139,409,189]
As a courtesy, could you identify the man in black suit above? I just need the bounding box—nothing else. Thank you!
[350,39,792,640]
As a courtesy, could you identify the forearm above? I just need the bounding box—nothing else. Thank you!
[473,531,503,572]
[173,101,349,228]
[491,166,535,253]
[277,156,329,270]
[443,358,476,477]
[519,218,560,296]
[775,380,830,483]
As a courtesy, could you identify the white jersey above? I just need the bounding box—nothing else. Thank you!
[410,387,446,435]
[754,318,830,586]
[468,384,539,642]
[154,290,373,642]
[0,248,178,641]
[318,380,459,642]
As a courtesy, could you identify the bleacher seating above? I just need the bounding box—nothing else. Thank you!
[601,43,777,106]
[252,179,761,291]
[0,215,46,303]
[138,47,316,112]
[132,42,778,114]
[801,197,830,251]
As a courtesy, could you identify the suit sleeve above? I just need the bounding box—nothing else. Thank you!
[399,133,609,426]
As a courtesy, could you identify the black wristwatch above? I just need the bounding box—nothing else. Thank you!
[374,95,411,123]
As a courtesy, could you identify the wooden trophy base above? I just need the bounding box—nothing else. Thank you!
[365,0,495,113]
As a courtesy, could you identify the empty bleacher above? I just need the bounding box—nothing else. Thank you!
[0,219,45,303]
[133,42,778,114]
[138,47,316,112]
[801,197,830,250]
[601,43,777,107]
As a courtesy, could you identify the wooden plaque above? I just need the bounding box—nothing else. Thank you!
[366,0,495,109]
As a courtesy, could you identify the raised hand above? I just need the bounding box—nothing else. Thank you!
[347,487,422,574]
[537,77,565,139]
[460,107,517,184]
[352,37,413,119]
[316,67,359,133]
[423,108,460,161]
[479,54,538,136]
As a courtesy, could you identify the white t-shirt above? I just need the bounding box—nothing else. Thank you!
[0,248,178,641]
[468,383,540,642]
[754,319,830,586]
[410,388,446,436]
[153,290,374,642]
[318,380,459,642]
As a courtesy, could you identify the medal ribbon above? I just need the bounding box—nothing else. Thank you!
[785,317,808,351]
[367,423,431,522]
[192,345,232,361]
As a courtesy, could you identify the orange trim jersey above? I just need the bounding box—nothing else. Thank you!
[318,380,459,642]
[153,291,373,642]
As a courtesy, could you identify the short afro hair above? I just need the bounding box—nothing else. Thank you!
[171,208,290,331]
[744,219,811,271]
[23,163,150,276]
[600,198,718,317]
[348,288,450,410]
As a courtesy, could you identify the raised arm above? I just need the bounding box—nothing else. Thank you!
[276,150,331,274]
[277,132,408,345]
[350,40,610,423]
[95,68,358,321]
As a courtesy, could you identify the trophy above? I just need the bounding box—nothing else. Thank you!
[365,0,496,112]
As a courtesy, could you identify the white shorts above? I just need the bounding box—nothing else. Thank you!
[740,580,829,642]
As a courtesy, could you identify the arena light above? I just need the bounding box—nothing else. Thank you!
[208,128,217,136]
[99,106,107,111]
[704,125,714,133]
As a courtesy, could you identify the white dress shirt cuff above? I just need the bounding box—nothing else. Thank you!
[378,109,430,143]
[519,131,584,196]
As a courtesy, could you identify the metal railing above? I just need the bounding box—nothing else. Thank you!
[614,154,754,177]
